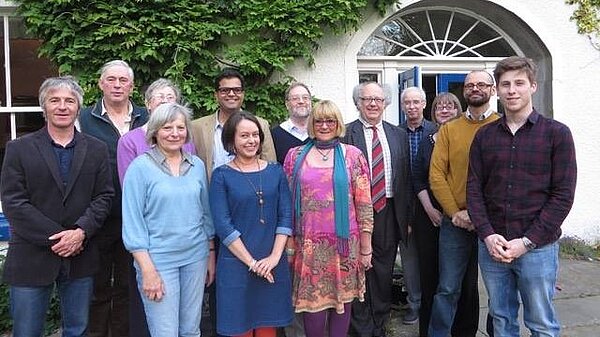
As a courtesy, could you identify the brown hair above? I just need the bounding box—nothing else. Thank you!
[430,92,462,124]
[493,56,537,84]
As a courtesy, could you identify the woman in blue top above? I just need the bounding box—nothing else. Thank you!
[122,103,215,337]
[209,111,293,337]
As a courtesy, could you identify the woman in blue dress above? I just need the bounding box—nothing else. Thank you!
[209,111,293,337]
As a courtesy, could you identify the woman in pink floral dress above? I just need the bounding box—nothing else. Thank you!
[283,100,373,337]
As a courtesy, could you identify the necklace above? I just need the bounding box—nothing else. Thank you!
[232,158,266,224]
[315,148,332,161]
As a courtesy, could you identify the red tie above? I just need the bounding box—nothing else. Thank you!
[371,126,386,212]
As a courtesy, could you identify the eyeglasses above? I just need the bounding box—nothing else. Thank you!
[217,87,244,95]
[288,95,311,102]
[152,94,177,102]
[314,119,338,127]
[435,104,456,111]
[464,82,493,91]
[359,97,385,104]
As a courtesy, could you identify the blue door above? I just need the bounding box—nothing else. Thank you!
[398,66,421,124]
[438,73,467,111]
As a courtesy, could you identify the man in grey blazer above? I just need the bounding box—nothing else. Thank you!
[343,82,411,337]
[1,77,114,337]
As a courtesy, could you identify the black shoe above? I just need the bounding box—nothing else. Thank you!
[402,309,418,325]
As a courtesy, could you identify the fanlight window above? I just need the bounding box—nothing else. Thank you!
[359,8,516,57]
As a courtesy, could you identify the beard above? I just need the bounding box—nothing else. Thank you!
[465,93,490,107]
[291,106,310,119]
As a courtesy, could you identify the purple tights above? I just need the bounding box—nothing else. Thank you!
[303,303,352,337]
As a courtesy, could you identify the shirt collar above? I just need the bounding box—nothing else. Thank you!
[465,106,494,120]
[101,99,133,118]
[147,146,194,166]
[358,116,383,129]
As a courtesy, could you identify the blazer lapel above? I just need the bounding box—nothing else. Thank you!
[350,121,368,156]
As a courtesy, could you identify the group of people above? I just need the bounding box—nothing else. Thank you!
[1,55,576,337]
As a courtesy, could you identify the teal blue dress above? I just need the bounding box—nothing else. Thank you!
[209,162,293,335]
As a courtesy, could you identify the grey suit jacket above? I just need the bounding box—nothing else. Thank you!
[342,120,411,242]
[190,111,276,180]
[1,127,114,286]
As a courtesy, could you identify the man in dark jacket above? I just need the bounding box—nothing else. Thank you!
[78,60,148,337]
[1,76,113,337]
[343,82,411,337]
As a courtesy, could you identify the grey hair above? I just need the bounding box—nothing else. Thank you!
[39,76,84,112]
[144,78,182,106]
[400,86,426,103]
[100,60,134,81]
[145,103,193,145]
[285,82,312,100]
[352,82,393,108]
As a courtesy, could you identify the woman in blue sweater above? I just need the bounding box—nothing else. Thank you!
[122,103,215,337]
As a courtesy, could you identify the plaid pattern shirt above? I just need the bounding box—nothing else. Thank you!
[467,110,577,247]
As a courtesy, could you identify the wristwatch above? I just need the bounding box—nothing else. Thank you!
[521,236,537,251]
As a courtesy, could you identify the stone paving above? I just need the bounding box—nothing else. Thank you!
[390,258,600,337]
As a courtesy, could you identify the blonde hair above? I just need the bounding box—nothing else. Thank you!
[307,100,346,138]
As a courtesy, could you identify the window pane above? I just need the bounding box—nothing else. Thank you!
[0,113,10,182]
[359,9,516,57]
[1,16,5,107]
[9,16,58,107]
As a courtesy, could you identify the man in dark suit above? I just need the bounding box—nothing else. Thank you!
[1,77,114,337]
[343,82,411,337]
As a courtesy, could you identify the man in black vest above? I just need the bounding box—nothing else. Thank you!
[272,82,312,165]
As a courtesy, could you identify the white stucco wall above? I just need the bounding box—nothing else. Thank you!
[286,0,600,242]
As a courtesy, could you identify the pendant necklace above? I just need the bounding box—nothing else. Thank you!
[315,148,332,161]
[233,158,266,224]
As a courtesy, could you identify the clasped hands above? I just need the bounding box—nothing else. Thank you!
[251,255,276,283]
[484,234,528,263]
[49,228,85,257]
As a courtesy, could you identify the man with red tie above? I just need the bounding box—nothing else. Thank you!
[342,82,411,337]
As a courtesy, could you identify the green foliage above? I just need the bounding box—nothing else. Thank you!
[559,236,600,260]
[17,0,398,122]
[566,0,600,35]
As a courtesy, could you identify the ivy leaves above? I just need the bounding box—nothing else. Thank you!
[18,0,398,121]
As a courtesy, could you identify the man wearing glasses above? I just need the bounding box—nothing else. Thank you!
[272,82,311,165]
[398,86,436,326]
[428,70,500,337]
[343,82,411,337]
[191,68,276,180]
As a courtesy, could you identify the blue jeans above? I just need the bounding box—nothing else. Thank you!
[10,276,93,337]
[428,218,479,337]
[479,241,560,337]
[138,258,208,337]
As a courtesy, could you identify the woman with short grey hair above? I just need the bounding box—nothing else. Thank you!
[122,102,215,337]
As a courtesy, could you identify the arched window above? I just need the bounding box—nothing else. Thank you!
[359,8,518,57]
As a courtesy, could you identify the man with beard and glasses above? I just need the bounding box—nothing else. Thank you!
[427,70,500,337]
[272,83,311,165]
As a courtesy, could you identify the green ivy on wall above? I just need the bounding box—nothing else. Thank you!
[566,0,600,39]
[17,0,398,122]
